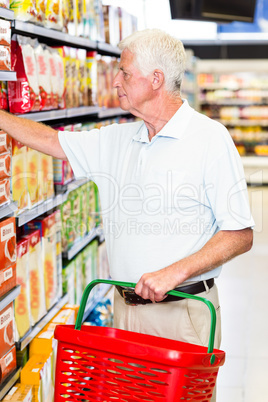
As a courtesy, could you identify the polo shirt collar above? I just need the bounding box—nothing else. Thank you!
[132,99,194,143]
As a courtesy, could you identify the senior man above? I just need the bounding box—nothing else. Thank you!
[0,29,253,400]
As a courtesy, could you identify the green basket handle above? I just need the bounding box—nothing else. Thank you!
[75,279,217,362]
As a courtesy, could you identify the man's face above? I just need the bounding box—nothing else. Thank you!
[113,49,153,116]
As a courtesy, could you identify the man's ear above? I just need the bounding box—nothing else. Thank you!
[151,69,164,90]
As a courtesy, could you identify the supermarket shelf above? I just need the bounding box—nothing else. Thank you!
[0,202,18,219]
[62,226,101,260]
[16,293,69,351]
[199,100,267,106]
[18,106,100,122]
[16,179,89,226]
[97,41,121,56]
[0,7,14,20]
[83,283,111,322]
[19,109,66,122]
[218,119,268,127]
[98,107,130,119]
[0,286,21,312]
[12,20,97,49]
[0,368,21,400]
[65,106,100,118]
[0,71,16,81]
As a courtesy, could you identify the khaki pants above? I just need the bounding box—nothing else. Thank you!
[113,282,222,401]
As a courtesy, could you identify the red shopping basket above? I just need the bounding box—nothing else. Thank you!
[54,279,225,402]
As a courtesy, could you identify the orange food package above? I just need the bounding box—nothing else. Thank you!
[25,213,58,310]
[0,217,16,270]
[0,131,12,154]
[0,152,11,179]
[0,263,16,299]
[14,238,32,340]
[0,346,16,385]
[0,302,14,358]
[40,152,54,200]
[0,178,11,206]
[22,230,47,325]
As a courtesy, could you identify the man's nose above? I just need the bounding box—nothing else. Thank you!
[112,71,121,88]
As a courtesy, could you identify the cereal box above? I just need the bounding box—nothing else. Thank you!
[0,177,11,206]
[0,152,11,179]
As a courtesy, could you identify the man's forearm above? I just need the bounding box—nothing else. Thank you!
[0,110,66,159]
[173,227,253,283]
[135,228,253,302]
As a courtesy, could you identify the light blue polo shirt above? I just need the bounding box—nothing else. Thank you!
[58,100,254,283]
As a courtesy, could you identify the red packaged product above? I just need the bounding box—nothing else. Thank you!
[0,263,16,299]
[0,302,14,358]
[0,178,10,206]
[8,36,40,114]
[0,152,11,179]
[0,346,16,384]
[0,131,11,154]
[0,82,8,110]
[0,217,16,269]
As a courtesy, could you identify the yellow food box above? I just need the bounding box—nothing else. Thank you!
[21,354,54,402]
[26,147,43,208]
[2,384,32,401]
[11,139,28,211]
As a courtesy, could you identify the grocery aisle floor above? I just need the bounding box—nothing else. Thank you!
[217,186,268,402]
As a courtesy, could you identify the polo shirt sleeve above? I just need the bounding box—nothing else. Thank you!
[58,128,103,181]
[204,126,255,231]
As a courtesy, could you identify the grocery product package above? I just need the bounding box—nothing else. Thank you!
[54,49,65,108]
[78,183,88,238]
[11,139,28,211]
[40,152,54,200]
[25,213,58,311]
[0,346,16,385]
[34,41,52,111]
[0,217,16,270]
[53,157,73,185]
[102,5,120,47]
[8,35,40,113]
[0,177,11,206]
[45,0,63,31]
[0,301,15,358]
[70,47,79,107]
[98,241,109,280]
[62,260,75,304]
[74,252,83,304]
[0,82,8,110]
[26,147,43,208]
[14,238,32,340]
[86,51,98,106]
[45,46,59,109]
[21,354,54,402]
[0,19,11,71]
[22,229,47,325]
[0,132,11,154]
[0,152,11,180]
[10,0,37,22]
[77,48,87,106]
[82,239,98,290]
[0,262,16,299]
[0,0,9,8]
[54,209,63,299]
[2,384,32,401]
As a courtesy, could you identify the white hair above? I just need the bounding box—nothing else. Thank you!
[118,29,186,95]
